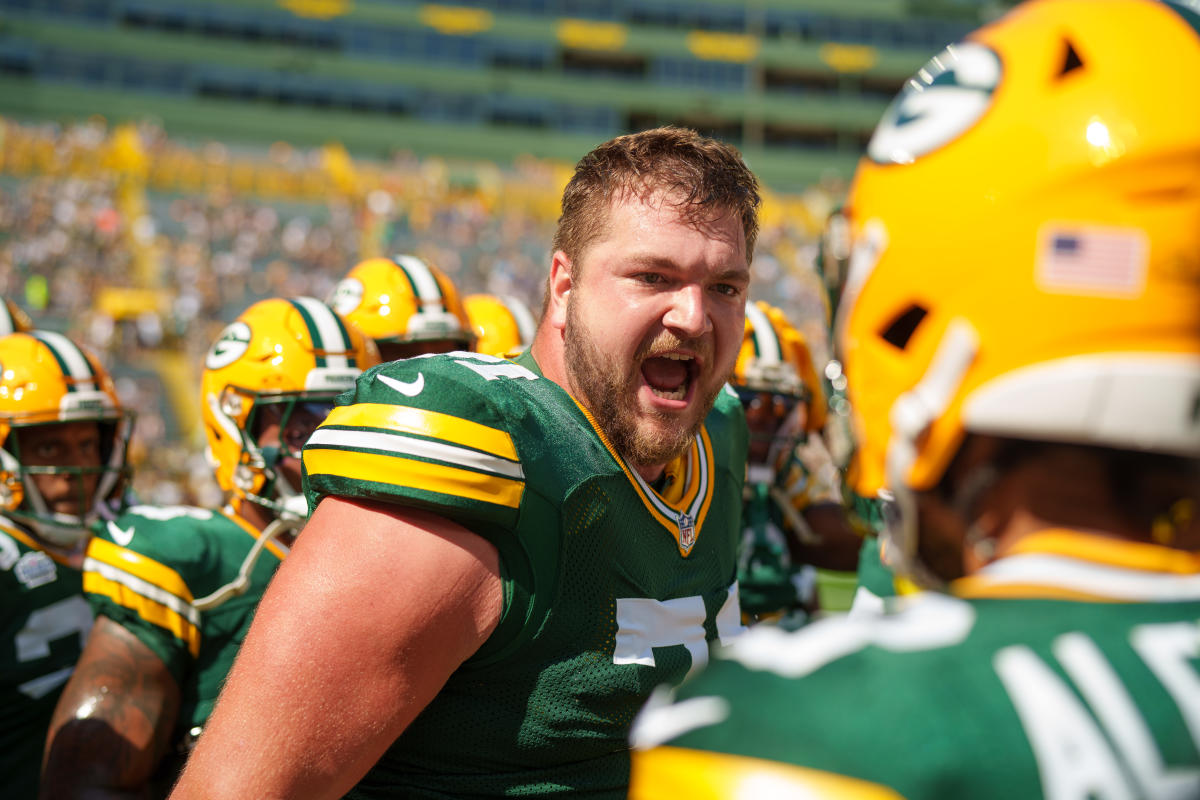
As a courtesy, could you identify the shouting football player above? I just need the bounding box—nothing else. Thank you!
[42,298,376,796]
[629,1,1200,797]
[170,127,760,799]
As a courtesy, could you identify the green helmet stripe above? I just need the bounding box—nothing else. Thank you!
[394,255,450,313]
[745,304,782,366]
[29,331,96,392]
[289,297,353,371]
[1163,0,1200,36]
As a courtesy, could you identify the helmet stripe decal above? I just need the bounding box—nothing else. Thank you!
[394,255,449,313]
[0,304,18,336]
[30,331,97,392]
[289,297,352,371]
[745,303,782,366]
[501,295,537,346]
[1163,0,1200,37]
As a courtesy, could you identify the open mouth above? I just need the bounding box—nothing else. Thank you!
[641,352,697,402]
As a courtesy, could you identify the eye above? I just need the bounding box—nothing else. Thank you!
[713,283,741,298]
[637,273,665,285]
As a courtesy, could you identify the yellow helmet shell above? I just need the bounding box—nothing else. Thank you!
[328,255,473,347]
[201,297,379,503]
[840,0,1200,497]
[463,293,537,357]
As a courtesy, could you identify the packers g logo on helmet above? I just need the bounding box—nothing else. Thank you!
[205,322,252,371]
[867,41,1001,165]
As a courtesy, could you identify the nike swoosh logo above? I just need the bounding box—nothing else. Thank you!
[106,520,135,547]
[377,373,425,397]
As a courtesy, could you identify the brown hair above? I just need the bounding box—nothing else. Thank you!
[553,127,762,269]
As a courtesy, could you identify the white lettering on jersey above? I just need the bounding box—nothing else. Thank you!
[996,627,1200,800]
[455,359,538,382]
[614,584,742,682]
[16,595,93,698]
[127,505,213,522]
[995,644,1135,799]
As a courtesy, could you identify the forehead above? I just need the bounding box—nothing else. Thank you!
[587,189,747,267]
[15,421,99,445]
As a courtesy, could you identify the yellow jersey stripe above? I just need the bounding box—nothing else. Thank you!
[1,523,77,566]
[1009,529,1200,575]
[952,577,1123,603]
[629,746,906,800]
[322,403,518,461]
[83,572,202,657]
[304,448,524,508]
[88,537,194,602]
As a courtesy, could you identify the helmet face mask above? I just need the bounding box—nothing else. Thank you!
[0,332,133,547]
[839,0,1200,584]
[203,297,378,522]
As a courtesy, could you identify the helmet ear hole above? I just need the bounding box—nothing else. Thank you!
[1059,40,1085,77]
[879,304,929,351]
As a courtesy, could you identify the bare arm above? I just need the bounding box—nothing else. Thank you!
[169,497,503,800]
[41,616,181,799]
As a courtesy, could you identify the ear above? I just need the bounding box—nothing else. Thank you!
[546,250,574,331]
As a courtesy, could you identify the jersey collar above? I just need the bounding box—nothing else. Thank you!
[952,529,1200,603]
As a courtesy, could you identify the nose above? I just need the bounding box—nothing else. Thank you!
[662,284,711,339]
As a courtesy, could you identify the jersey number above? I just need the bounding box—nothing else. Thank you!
[15,595,93,699]
[613,584,744,682]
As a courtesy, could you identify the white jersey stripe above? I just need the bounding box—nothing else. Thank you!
[307,427,525,480]
[84,557,202,625]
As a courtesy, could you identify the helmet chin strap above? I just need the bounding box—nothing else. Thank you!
[883,318,979,589]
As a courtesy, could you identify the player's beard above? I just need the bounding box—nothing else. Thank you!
[564,293,727,469]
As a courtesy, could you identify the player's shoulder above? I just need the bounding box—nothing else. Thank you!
[704,384,749,459]
[94,504,248,566]
[0,518,79,596]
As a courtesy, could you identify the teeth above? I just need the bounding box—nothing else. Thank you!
[660,353,693,361]
[651,385,687,401]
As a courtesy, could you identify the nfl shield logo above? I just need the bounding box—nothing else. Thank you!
[677,512,696,554]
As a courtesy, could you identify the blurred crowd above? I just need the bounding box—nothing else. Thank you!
[0,115,840,507]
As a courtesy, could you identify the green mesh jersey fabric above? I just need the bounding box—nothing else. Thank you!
[634,532,1200,799]
[0,519,91,799]
[303,349,749,798]
[83,504,288,742]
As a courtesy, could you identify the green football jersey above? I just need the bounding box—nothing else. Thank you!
[0,519,91,800]
[83,504,288,745]
[632,530,1200,799]
[302,349,748,799]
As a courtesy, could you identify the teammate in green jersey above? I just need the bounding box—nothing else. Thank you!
[732,302,858,625]
[41,297,376,797]
[0,330,134,799]
[170,127,761,800]
[630,1,1200,797]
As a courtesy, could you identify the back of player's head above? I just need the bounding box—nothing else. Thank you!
[201,297,378,521]
[0,331,132,546]
[554,126,762,267]
[838,0,1200,573]
[328,255,473,360]
[463,293,537,357]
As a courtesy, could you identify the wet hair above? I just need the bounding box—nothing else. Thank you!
[553,126,761,269]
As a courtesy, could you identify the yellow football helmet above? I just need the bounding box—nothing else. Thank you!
[0,298,33,336]
[463,293,537,357]
[328,255,473,360]
[0,331,133,546]
[733,302,827,469]
[201,297,378,522]
[838,0,1200,579]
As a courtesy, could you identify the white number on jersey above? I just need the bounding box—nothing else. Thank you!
[16,595,93,699]
[613,583,744,682]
